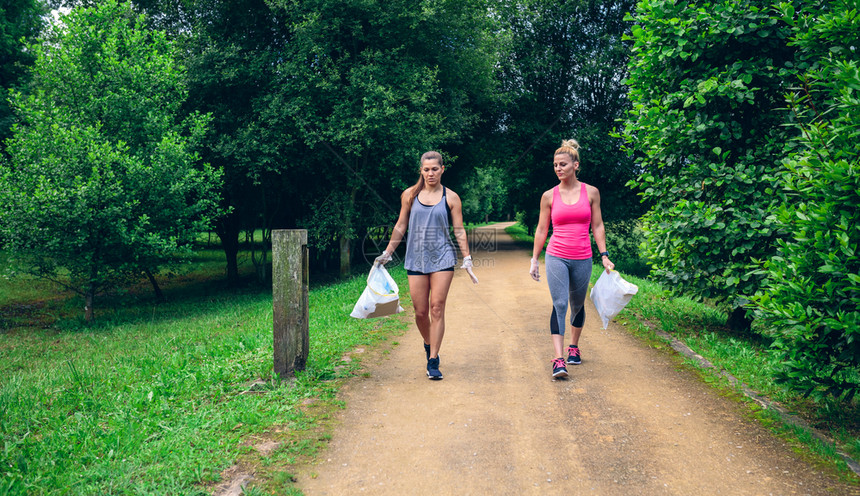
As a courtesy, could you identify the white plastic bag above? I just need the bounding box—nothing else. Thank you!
[350,264,404,319]
[590,270,639,329]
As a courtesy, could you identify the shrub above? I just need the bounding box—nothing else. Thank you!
[752,1,860,401]
[622,0,805,328]
[598,218,651,278]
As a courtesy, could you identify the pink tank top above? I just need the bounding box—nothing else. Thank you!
[546,183,592,260]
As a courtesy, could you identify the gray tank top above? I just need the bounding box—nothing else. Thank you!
[404,186,457,273]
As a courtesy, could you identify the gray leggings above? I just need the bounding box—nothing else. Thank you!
[545,254,592,335]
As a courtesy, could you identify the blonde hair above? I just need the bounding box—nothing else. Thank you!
[554,139,580,163]
[408,151,444,204]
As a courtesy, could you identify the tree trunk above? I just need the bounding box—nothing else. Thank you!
[339,235,352,278]
[144,268,165,303]
[251,184,277,286]
[84,284,95,322]
[224,240,239,286]
[216,213,242,287]
[339,186,358,278]
[251,231,270,285]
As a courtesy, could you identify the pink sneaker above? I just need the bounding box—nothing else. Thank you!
[566,345,581,365]
[551,358,568,378]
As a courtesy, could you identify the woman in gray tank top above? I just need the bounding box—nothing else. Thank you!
[375,151,478,380]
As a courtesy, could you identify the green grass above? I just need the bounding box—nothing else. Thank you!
[3,223,859,492]
[0,251,66,308]
[503,222,534,246]
[510,223,860,482]
[0,248,412,494]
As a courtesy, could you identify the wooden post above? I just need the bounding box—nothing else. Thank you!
[272,229,309,379]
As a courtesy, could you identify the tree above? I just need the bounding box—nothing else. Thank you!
[752,1,860,401]
[622,0,806,328]
[271,0,498,276]
[171,0,297,286]
[107,0,302,287]
[0,1,221,321]
[495,0,638,234]
[129,0,497,281]
[460,165,509,224]
[0,0,46,154]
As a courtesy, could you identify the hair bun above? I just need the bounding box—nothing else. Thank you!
[561,139,580,150]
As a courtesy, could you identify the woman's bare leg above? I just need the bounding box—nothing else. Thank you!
[426,270,455,358]
[408,275,431,346]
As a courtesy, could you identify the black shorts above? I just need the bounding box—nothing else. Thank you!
[406,266,455,276]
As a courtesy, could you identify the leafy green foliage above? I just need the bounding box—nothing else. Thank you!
[496,0,638,230]
[625,0,859,399]
[0,0,45,151]
[271,0,498,270]
[156,0,297,286]
[597,218,651,277]
[0,1,221,320]
[622,0,808,316]
[461,165,509,223]
[752,1,860,401]
[136,0,500,277]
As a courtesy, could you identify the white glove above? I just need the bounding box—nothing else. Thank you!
[529,258,540,281]
[461,255,479,284]
[374,250,392,266]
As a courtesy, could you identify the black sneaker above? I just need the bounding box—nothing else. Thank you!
[427,357,443,380]
[551,358,568,379]
[566,345,582,365]
[424,342,431,362]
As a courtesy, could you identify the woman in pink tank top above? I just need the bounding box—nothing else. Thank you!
[529,139,615,379]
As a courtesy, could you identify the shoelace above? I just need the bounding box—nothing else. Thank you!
[568,347,580,357]
[552,358,566,368]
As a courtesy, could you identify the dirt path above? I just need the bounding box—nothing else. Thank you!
[296,223,857,495]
